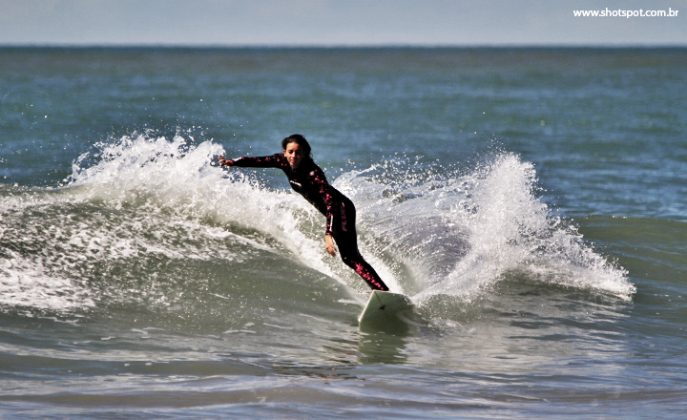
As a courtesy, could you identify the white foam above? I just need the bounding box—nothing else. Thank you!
[338,153,635,303]
[0,249,95,310]
[67,134,342,284]
[0,136,634,311]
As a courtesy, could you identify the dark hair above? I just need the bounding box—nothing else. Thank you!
[281,134,312,160]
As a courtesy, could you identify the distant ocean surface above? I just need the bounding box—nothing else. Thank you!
[1,47,685,417]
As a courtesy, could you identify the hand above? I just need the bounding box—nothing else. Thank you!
[324,234,337,257]
[218,156,235,167]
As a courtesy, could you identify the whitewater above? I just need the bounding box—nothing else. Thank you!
[0,135,634,313]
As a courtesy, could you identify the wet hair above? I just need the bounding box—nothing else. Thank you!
[281,134,313,160]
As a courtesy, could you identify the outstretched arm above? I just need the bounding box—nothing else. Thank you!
[219,153,287,169]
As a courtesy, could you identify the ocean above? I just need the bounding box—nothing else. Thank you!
[0,47,685,417]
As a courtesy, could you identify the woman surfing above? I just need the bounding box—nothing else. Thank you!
[219,134,389,291]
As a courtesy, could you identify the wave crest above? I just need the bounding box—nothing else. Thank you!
[1,136,634,312]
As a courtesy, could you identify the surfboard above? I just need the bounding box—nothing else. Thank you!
[358,290,413,325]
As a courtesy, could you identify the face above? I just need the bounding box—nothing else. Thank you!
[283,141,305,169]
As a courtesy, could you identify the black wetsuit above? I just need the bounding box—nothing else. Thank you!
[232,153,389,291]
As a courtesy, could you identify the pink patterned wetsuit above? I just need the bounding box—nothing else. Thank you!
[232,153,389,291]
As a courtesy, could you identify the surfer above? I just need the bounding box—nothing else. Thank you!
[219,134,389,291]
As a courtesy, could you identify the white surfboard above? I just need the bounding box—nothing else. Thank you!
[358,290,413,325]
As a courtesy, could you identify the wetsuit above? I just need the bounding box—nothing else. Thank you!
[232,153,389,291]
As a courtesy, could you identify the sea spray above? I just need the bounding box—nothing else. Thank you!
[336,153,635,303]
[1,136,634,312]
[67,135,359,285]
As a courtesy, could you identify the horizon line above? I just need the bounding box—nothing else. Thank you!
[2,42,686,49]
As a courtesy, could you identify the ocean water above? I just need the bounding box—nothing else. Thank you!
[0,47,685,417]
